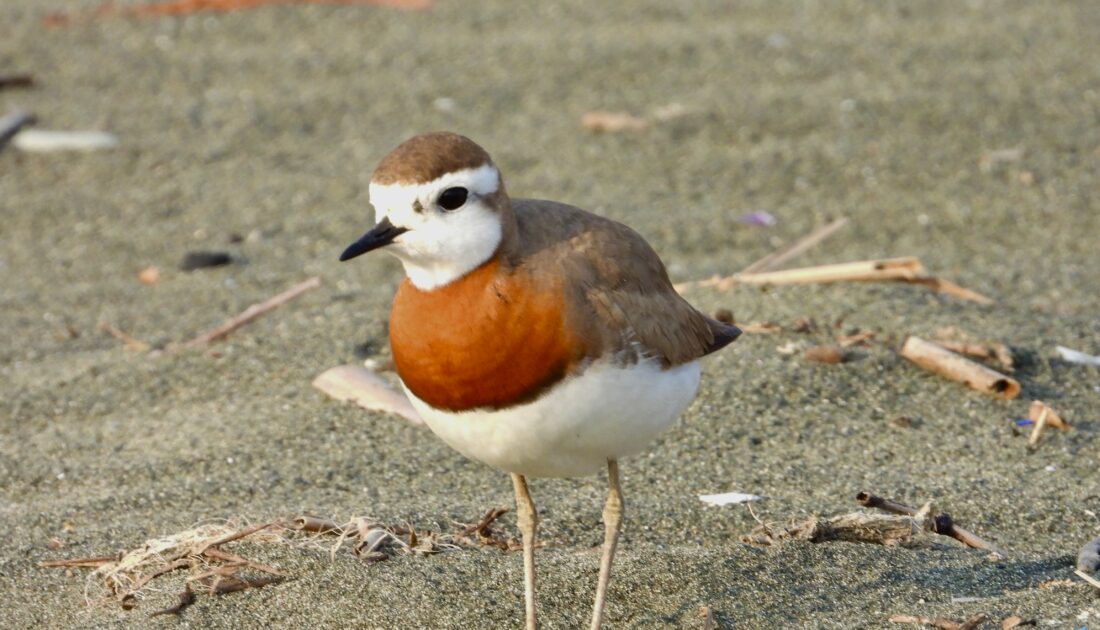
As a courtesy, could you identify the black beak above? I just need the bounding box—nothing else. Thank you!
[339,217,409,262]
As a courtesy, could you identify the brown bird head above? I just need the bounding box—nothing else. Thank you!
[340,132,512,290]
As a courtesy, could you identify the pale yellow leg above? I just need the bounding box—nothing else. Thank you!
[511,473,539,630]
[589,459,623,630]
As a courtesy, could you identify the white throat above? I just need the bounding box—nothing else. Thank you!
[368,163,503,291]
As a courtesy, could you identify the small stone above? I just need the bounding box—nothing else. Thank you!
[137,266,161,285]
[180,251,232,271]
[803,345,846,364]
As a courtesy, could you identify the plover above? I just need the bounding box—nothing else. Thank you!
[340,132,740,629]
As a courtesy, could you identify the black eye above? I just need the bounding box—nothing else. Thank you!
[437,187,468,211]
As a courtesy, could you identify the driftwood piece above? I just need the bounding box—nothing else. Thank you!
[900,336,1020,400]
[312,364,424,427]
[170,276,321,351]
[856,492,1004,555]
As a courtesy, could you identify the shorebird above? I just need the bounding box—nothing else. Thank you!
[339,132,740,629]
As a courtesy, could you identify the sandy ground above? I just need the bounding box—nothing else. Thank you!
[2,1,1099,628]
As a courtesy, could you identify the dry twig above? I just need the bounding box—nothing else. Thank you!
[740,217,850,275]
[169,276,321,352]
[1076,569,1100,590]
[97,321,151,352]
[676,253,993,304]
[857,492,1004,555]
[39,555,117,568]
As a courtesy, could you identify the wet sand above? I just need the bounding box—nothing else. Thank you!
[2,1,1099,627]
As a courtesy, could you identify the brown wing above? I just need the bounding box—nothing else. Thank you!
[508,199,740,367]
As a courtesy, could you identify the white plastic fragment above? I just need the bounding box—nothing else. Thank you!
[699,492,763,507]
[1056,346,1100,367]
[13,129,119,152]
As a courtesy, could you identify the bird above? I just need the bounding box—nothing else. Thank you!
[339,132,740,629]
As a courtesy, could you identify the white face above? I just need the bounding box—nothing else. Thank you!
[368,163,503,291]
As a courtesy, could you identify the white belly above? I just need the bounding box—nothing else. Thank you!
[404,359,701,478]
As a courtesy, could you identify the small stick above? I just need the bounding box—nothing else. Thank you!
[312,364,424,427]
[292,516,343,534]
[202,547,288,576]
[461,507,510,536]
[187,561,248,583]
[172,277,320,351]
[900,336,1020,400]
[855,493,914,517]
[0,74,34,90]
[856,492,1005,555]
[1075,569,1100,590]
[1026,407,1049,448]
[677,257,993,304]
[905,277,995,305]
[193,521,275,556]
[97,321,151,352]
[740,216,850,275]
[39,555,117,568]
[0,110,36,151]
[738,257,926,285]
[128,558,193,592]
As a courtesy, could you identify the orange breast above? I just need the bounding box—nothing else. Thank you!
[389,258,583,412]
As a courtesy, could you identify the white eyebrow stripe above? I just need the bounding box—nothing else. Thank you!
[369,163,499,212]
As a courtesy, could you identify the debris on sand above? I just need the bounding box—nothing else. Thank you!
[42,508,521,613]
[699,492,763,507]
[740,512,921,547]
[900,336,1020,400]
[1055,345,1100,366]
[857,492,1004,555]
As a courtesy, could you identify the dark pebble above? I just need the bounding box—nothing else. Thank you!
[180,251,233,271]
